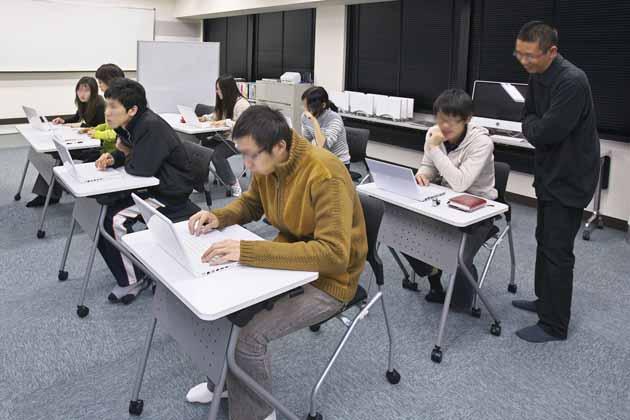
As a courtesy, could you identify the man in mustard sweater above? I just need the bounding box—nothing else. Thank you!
[186,105,368,420]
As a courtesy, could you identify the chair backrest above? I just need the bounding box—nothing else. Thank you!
[494,161,511,221]
[182,140,213,191]
[358,192,386,286]
[195,103,214,117]
[494,162,511,203]
[346,127,369,163]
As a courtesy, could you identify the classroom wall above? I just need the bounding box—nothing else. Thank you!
[0,0,200,123]
[313,4,346,92]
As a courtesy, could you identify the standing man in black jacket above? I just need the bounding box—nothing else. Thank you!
[94,78,197,304]
[512,21,600,342]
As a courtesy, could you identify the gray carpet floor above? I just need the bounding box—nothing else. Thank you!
[1,144,629,420]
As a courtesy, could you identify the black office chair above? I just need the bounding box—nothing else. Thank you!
[182,140,214,208]
[306,193,400,420]
[346,127,370,182]
[194,103,214,117]
[471,161,517,316]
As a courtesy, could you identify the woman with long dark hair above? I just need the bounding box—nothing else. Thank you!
[198,75,251,197]
[52,76,105,127]
[26,77,106,208]
[301,86,350,166]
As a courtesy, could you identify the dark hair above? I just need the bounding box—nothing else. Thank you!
[301,86,338,117]
[232,106,292,153]
[95,63,125,85]
[215,75,244,120]
[74,76,103,125]
[104,78,147,112]
[433,88,473,120]
[517,21,559,52]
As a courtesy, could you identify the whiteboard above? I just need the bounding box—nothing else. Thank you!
[137,41,220,114]
[0,1,154,72]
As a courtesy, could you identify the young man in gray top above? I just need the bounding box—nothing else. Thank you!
[512,21,599,343]
[403,89,497,308]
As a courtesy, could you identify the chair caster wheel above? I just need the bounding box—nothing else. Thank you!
[306,413,322,420]
[490,322,501,336]
[386,369,401,384]
[77,305,89,318]
[582,230,590,241]
[309,325,321,332]
[431,346,443,363]
[402,278,419,292]
[37,230,45,239]
[507,283,517,294]
[471,307,481,318]
[14,193,21,201]
[58,270,68,281]
[129,399,144,416]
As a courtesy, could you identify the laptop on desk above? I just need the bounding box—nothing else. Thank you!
[131,193,253,277]
[22,105,53,131]
[52,135,122,183]
[177,105,215,129]
[365,158,445,202]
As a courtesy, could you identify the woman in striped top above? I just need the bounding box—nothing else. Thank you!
[301,86,351,167]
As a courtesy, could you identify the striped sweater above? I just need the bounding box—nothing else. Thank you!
[301,109,351,164]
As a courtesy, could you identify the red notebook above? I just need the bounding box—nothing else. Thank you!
[448,194,487,212]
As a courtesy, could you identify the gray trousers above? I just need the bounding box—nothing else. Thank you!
[226,284,343,420]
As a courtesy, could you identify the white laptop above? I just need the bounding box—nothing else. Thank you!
[365,158,445,202]
[131,193,248,277]
[23,106,52,131]
[52,135,121,183]
[177,105,209,128]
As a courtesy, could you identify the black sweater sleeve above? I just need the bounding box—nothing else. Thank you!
[522,78,586,146]
[123,125,171,177]
[64,110,80,124]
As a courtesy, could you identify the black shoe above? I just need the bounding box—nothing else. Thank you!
[512,299,538,313]
[425,289,446,304]
[516,324,566,343]
[26,195,59,208]
[26,195,61,208]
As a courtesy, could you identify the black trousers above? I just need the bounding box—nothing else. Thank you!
[535,199,583,338]
[201,135,238,185]
[402,220,493,308]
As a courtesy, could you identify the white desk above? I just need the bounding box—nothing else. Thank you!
[341,111,435,131]
[122,224,318,420]
[53,164,159,318]
[160,113,229,135]
[14,124,102,238]
[357,182,509,363]
[357,182,508,227]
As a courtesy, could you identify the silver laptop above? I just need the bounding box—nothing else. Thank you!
[23,106,52,131]
[52,135,121,183]
[365,158,445,202]
[177,105,208,128]
[131,193,236,277]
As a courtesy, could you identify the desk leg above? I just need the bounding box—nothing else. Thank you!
[36,165,58,239]
[128,316,158,416]
[583,156,605,241]
[76,204,107,318]
[226,326,301,420]
[14,156,30,201]
[57,218,77,281]
[432,272,457,364]
[207,358,229,420]
[457,233,502,336]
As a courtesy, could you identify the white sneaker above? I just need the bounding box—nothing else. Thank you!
[229,182,242,197]
[185,382,228,404]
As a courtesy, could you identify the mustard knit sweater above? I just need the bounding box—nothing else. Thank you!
[212,132,368,303]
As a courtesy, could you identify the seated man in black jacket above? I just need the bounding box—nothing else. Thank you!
[94,78,197,304]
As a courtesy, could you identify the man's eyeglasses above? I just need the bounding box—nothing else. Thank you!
[513,50,548,62]
[239,147,266,162]
[436,116,465,126]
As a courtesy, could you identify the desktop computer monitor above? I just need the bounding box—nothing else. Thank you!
[471,80,528,132]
